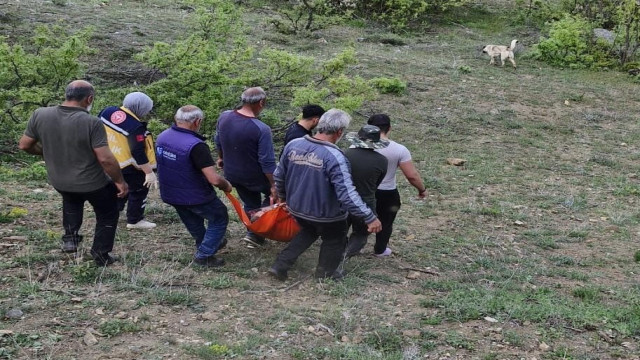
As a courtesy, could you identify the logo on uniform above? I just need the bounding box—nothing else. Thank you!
[111,111,127,125]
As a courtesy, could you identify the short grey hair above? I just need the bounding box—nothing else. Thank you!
[241,87,266,104]
[65,82,94,101]
[315,108,351,135]
[175,105,204,124]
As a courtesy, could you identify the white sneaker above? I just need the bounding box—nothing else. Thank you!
[126,220,157,229]
[374,247,392,257]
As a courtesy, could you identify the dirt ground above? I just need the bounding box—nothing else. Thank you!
[2,1,640,359]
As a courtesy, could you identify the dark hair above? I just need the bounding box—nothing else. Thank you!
[302,104,325,119]
[65,83,94,101]
[367,114,391,133]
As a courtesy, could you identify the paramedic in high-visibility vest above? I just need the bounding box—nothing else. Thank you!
[99,92,158,229]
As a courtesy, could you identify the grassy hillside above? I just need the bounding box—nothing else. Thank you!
[2,1,640,359]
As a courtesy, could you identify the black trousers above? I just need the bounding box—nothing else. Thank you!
[56,182,119,257]
[119,171,149,224]
[272,217,348,278]
[374,189,401,254]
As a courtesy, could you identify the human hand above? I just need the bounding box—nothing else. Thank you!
[270,186,278,204]
[367,218,382,233]
[418,188,427,199]
[222,181,232,193]
[216,158,224,169]
[115,181,129,198]
[143,172,158,189]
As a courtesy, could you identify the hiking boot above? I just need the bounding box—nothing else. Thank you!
[93,253,120,267]
[126,220,157,229]
[218,238,228,251]
[61,234,83,253]
[193,255,225,268]
[268,267,288,281]
[374,247,392,258]
[243,234,265,249]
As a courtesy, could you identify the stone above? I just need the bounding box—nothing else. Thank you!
[5,309,23,319]
[539,342,550,351]
[484,316,498,323]
[593,28,615,45]
[83,331,98,346]
[406,271,421,280]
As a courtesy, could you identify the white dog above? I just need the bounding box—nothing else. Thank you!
[482,39,518,69]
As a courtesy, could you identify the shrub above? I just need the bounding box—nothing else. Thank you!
[0,25,93,152]
[138,2,376,134]
[369,77,407,94]
[532,15,614,69]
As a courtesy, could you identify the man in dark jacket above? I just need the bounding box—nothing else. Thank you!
[283,104,325,147]
[215,87,276,249]
[269,109,382,281]
[156,105,233,267]
[343,125,389,257]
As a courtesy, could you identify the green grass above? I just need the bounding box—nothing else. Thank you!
[2,0,640,358]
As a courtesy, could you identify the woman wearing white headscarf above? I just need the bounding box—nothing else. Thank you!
[99,92,158,229]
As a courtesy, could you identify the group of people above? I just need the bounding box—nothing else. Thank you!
[18,80,427,281]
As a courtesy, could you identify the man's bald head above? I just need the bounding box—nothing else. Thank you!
[241,87,266,105]
[65,80,94,102]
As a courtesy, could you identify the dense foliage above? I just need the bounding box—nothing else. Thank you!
[0,25,93,152]
[522,0,640,69]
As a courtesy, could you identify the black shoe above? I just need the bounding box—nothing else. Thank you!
[268,267,288,281]
[315,268,346,281]
[218,238,228,250]
[94,253,120,267]
[243,234,265,249]
[61,235,83,253]
[193,256,225,268]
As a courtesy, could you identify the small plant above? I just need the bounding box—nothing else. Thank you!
[369,77,407,95]
[99,319,141,337]
[634,250,640,262]
[458,65,472,73]
[0,207,28,223]
[71,262,100,284]
[52,0,67,6]
[572,286,600,301]
[203,274,234,289]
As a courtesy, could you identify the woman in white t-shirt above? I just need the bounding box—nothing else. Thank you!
[367,114,427,257]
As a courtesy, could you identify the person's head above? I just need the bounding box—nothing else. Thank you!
[345,125,390,150]
[123,92,154,118]
[367,113,391,134]
[174,105,205,132]
[300,104,325,130]
[241,87,267,115]
[64,80,95,111]
[315,109,351,142]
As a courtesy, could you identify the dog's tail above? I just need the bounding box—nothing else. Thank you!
[508,39,519,51]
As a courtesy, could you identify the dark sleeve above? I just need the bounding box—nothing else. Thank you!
[189,143,216,170]
[128,125,148,164]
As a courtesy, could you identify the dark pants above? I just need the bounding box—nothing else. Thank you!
[374,189,401,254]
[118,171,149,224]
[56,183,119,258]
[232,182,271,239]
[344,214,370,257]
[272,217,348,278]
[172,197,229,259]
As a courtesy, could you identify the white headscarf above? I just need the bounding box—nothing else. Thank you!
[123,92,153,118]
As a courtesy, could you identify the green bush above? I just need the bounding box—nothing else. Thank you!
[325,0,472,30]
[138,1,375,134]
[369,77,407,94]
[532,15,614,69]
[0,25,93,152]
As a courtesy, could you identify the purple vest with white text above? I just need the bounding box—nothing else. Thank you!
[156,126,216,205]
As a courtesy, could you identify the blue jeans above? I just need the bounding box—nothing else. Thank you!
[172,197,229,259]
